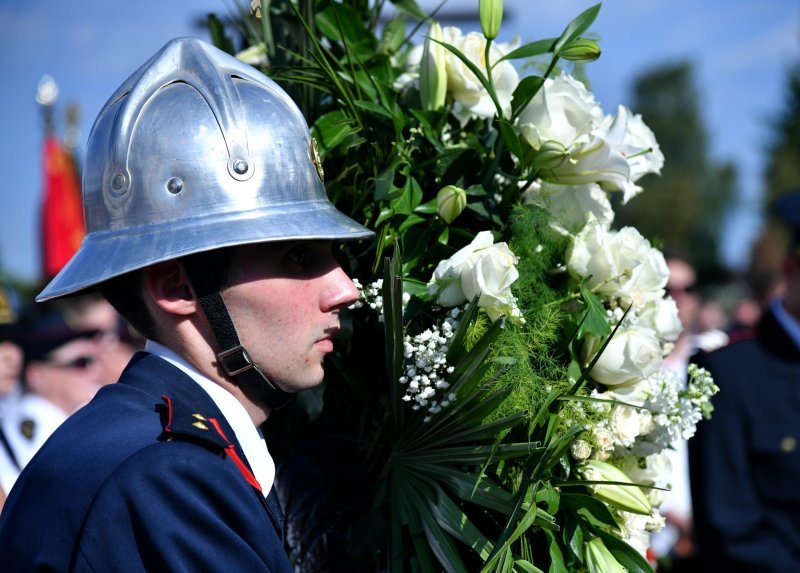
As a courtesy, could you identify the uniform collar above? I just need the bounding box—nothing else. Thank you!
[769,298,800,354]
[144,340,275,495]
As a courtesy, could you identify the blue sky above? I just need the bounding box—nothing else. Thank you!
[0,0,798,284]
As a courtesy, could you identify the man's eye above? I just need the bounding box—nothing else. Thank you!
[285,247,317,272]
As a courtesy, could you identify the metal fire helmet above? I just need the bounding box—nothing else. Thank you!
[38,37,373,302]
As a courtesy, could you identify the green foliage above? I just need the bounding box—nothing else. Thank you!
[764,64,800,203]
[745,64,800,302]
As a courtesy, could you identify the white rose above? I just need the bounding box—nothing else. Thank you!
[517,74,636,195]
[524,181,614,235]
[441,27,520,121]
[605,383,655,439]
[613,227,669,308]
[592,427,613,460]
[461,241,522,322]
[570,439,592,462]
[428,231,494,306]
[610,405,642,447]
[618,452,672,489]
[618,512,657,557]
[638,408,655,436]
[567,215,615,289]
[567,217,669,310]
[599,105,665,202]
[518,73,604,150]
[639,296,682,342]
[428,231,523,322]
[606,381,649,404]
[588,325,663,386]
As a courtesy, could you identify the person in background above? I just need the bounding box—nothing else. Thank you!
[689,190,800,572]
[0,303,105,488]
[0,289,138,503]
[654,254,728,571]
[0,284,23,502]
[0,36,371,570]
[59,293,142,384]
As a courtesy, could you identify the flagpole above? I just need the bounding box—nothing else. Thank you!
[36,74,58,136]
[36,75,85,282]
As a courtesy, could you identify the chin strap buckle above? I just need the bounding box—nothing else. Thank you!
[217,345,255,377]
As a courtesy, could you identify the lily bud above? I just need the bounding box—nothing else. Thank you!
[420,22,448,111]
[585,538,626,573]
[531,140,570,170]
[559,38,601,63]
[580,459,652,515]
[479,0,503,41]
[437,185,467,224]
[236,43,268,67]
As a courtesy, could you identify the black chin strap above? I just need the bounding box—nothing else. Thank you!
[183,258,294,410]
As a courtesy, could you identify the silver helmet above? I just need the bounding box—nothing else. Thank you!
[38,37,372,302]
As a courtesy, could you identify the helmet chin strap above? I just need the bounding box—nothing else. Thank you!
[183,259,295,411]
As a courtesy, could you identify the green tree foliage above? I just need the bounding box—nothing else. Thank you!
[614,62,736,284]
[745,63,800,302]
[764,63,800,205]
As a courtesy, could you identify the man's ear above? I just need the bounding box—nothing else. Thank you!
[142,260,197,317]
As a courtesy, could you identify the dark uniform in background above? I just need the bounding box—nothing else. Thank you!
[690,191,800,572]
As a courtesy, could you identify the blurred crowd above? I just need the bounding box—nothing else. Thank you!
[0,287,142,506]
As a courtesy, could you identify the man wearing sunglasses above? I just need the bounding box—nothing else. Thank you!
[0,37,371,572]
[0,304,105,495]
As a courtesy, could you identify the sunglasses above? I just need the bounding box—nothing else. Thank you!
[44,356,96,370]
[666,284,697,296]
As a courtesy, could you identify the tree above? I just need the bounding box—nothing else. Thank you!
[745,63,800,302]
[614,62,736,285]
[764,64,800,204]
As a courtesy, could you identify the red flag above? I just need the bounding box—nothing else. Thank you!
[41,135,84,280]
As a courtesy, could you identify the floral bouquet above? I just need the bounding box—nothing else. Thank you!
[210,0,719,570]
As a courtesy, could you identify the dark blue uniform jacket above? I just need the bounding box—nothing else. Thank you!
[690,309,800,572]
[0,352,292,572]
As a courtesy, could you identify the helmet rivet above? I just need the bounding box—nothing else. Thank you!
[166,177,184,194]
[232,159,249,175]
[111,172,127,191]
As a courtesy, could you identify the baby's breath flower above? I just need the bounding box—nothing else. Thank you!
[399,308,463,419]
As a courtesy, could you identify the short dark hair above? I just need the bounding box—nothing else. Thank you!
[96,247,238,343]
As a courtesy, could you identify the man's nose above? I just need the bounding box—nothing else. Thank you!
[322,266,360,311]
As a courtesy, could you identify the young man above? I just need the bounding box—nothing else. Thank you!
[0,37,371,571]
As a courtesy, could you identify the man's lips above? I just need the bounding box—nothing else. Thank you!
[316,327,340,352]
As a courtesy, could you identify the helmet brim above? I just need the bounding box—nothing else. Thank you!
[37,200,373,302]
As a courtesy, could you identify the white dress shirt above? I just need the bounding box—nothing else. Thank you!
[144,340,275,496]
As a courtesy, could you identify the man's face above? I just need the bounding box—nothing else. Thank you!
[666,258,700,330]
[26,336,106,413]
[221,241,359,393]
[0,340,22,396]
